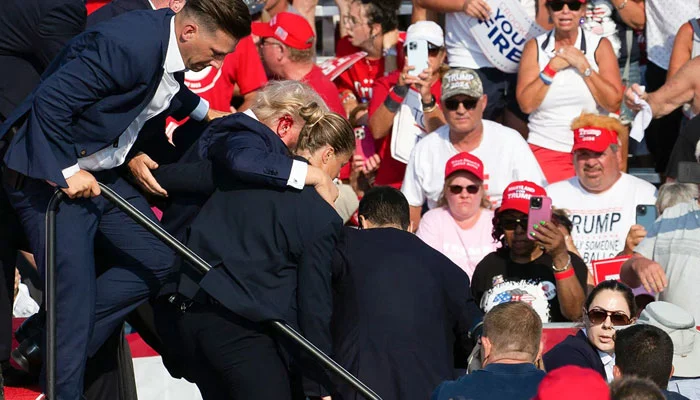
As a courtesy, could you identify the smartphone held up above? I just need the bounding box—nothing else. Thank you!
[406,39,429,77]
[527,196,553,240]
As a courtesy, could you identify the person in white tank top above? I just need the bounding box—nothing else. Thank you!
[516,0,622,184]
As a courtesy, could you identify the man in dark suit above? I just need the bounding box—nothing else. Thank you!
[330,187,483,400]
[153,87,345,397]
[0,0,85,394]
[0,1,251,398]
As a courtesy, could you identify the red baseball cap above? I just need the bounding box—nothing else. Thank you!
[572,126,619,153]
[533,366,610,400]
[251,12,314,50]
[444,152,484,181]
[498,181,547,215]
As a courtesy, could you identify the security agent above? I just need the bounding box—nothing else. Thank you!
[330,186,483,400]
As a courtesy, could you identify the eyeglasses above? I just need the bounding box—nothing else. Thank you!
[444,98,479,111]
[587,308,632,326]
[258,39,283,49]
[499,217,528,231]
[449,184,480,195]
[547,1,584,11]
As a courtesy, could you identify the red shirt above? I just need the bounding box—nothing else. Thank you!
[165,36,267,135]
[368,70,442,188]
[334,36,405,103]
[184,36,267,111]
[302,65,345,115]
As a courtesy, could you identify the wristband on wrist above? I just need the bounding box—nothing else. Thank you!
[422,95,436,109]
[554,267,575,280]
[384,94,402,113]
[539,71,554,85]
[542,63,557,78]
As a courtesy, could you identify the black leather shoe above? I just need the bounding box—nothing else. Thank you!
[14,312,44,343]
[1,362,37,387]
[11,336,42,375]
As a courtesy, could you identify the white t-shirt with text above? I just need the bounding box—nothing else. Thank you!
[547,173,657,264]
[401,120,547,210]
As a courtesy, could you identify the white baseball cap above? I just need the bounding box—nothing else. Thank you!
[405,21,444,48]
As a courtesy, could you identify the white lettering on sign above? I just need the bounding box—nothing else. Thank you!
[467,0,546,73]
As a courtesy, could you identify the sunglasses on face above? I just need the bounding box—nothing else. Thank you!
[444,98,479,111]
[547,1,584,11]
[587,308,631,326]
[449,184,480,195]
[499,217,528,231]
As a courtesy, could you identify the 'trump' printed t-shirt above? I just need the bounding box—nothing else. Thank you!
[546,173,657,264]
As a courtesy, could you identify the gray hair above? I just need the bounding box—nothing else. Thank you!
[656,182,699,214]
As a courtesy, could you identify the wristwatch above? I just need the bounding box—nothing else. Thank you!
[582,67,592,78]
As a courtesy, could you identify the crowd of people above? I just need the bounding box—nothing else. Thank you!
[0,0,699,399]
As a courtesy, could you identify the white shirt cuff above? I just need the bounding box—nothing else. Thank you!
[287,160,308,190]
[62,163,81,180]
[190,98,210,121]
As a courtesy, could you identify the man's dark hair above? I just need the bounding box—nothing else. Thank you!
[358,187,410,230]
[610,376,665,400]
[183,0,252,39]
[355,0,399,33]
[614,324,674,389]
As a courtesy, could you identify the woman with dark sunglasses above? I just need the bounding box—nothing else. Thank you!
[543,280,636,382]
[471,180,588,323]
[416,152,498,279]
[516,0,623,184]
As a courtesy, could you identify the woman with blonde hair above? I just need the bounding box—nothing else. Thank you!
[417,152,498,279]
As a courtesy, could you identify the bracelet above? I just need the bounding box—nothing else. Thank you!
[542,63,557,78]
[552,254,572,272]
[539,71,554,85]
[616,0,628,10]
[423,103,438,113]
[422,95,436,109]
[341,91,357,104]
[554,267,576,281]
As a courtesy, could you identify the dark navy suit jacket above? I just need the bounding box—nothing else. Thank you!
[155,112,296,240]
[330,227,483,400]
[0,0,86,120]
[543,330,607,380]
[86,0,151,27]
[0,9,198,187]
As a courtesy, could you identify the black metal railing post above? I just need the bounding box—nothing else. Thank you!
[45,189,65,400]
[44,183,382,400]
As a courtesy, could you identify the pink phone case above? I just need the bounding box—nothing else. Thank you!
[527,196,553,240]
[354,126,376,161]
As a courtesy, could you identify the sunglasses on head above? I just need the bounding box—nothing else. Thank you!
[547,1,583,11]
[499,217,528,231]
[587,308,631,326]
[449,184,480,195]
[444,98,479,111]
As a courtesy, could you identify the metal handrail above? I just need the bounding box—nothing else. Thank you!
[45,183,382,400]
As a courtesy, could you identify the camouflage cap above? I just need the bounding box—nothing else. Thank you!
[441,68,483,102]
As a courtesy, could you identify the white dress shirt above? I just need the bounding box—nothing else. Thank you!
[583,328,616,383]
[242,109,307,190]
[62,17,209,179]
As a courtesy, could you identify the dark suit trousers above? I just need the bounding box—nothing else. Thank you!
[154,300,293,400]
[3,170,174,400]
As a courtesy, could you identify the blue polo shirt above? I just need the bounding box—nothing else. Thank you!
[432,363,545,400]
